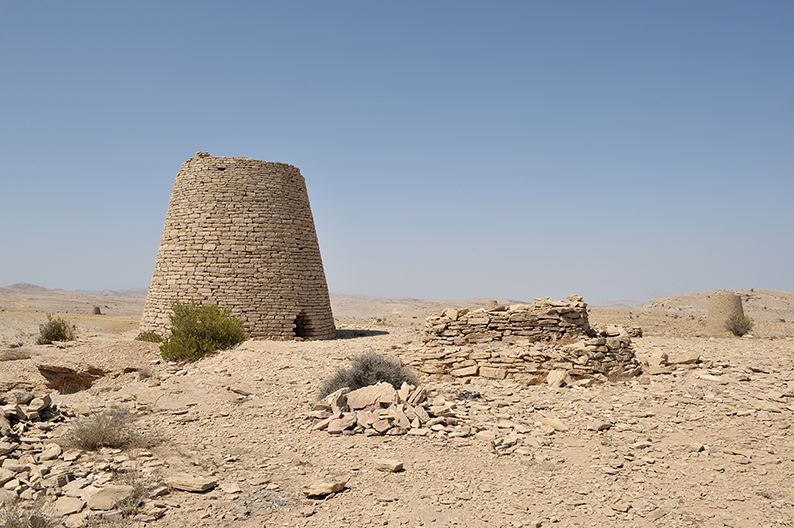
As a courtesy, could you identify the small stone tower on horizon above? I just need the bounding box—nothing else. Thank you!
[140,152,336,340]
[704,290,744,335]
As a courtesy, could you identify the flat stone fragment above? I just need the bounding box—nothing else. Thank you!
[327,413,357,434]
[54,496,85,516]
[371,419,393,433]
[407,428,429,436]
[587,420,613,431]
[303,478,347,497]
[0,415,10,436]
[541,416,569,431]
[39,444,62,461]
[0,489,16,504]
[168,474,218,492]
[86,484,135,510]
[0,469,15,486]
[546,370,571,387]
[0,442,18,456]
[667,352,700,365]
[479,366,507,379]
[346,382,397,410]
[65,512,88,528]
[450,365,479,377]
[373,458,404,472]
[221,482,242,494]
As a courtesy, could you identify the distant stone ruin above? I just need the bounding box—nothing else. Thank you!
[417,295,641,384]
[705,291,744,335]
[140,152,335,340]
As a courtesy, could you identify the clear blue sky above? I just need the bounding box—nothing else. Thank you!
[1,1,792,302]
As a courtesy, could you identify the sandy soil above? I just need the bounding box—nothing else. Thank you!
[1,285,793,527]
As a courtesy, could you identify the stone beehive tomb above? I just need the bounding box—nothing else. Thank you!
[704,291,744,335]
[140,152,335,340]
[417,296,641,384]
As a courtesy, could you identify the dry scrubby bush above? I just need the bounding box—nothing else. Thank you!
[726,314,754,337]
[36,314,75,344]
[134,331,163,343]
[318,352,418,399]
[64,408,144,451]
[0,501,52,528]
[159,300,247,362]
[113,471,162,518]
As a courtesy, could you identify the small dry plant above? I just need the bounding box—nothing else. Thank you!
[113,471,162,518]
[64,408,144,451]
[725,314,754,336]
[0,500,53,528]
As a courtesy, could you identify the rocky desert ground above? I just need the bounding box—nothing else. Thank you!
[1,284,793,528]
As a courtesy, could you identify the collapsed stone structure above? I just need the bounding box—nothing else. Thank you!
[416,296,641,383]
[140,152,335,340]
[1,391,171,522]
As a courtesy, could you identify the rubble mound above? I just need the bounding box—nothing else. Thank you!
[418,296,642,383]
[311,382,471,438]
[1,391,173,524]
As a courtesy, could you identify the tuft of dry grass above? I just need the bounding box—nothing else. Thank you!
[0,500,54,528]
[64,408,146,451]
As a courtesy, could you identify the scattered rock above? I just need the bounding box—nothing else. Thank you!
[373,458,404,472]
[168,474,218,492]
[303,478,347,498]
[86,484,135,510]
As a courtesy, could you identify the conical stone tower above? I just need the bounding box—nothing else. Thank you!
[704,290,744,335]
[140,152,335,340]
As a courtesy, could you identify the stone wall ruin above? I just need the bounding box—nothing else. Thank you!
[140,152,335,340]
[416,296,641,384]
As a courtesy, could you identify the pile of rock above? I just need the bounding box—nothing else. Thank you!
[311,382,472,438]
[423,296,593,348]
[1,391,173,526]
[416,296,642,384]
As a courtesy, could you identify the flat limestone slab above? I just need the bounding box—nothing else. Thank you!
[168,474,218,492]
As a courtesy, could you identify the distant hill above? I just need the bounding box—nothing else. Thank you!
[0,283,147,317]
[2,282,53,292]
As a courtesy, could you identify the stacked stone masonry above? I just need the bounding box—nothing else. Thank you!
[140,152,335,340]
[418,296,641,383]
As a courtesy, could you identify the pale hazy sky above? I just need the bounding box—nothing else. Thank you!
[1,1,792,303]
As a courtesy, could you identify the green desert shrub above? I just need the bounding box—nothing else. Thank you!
[318,352,418,399]
[64,408,142,451]
[36,314,75,344]
[135,331,163,343]
[159,300,247,362]
[726,313,754,337]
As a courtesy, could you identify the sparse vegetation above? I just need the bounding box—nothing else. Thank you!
[112,471,162,518]
[159,300,247,362]
[725,313,754,337]
[318,352,418,399]
[36,314,75,344]
[64,407,144,451]
[135,331,163,343]
[0,500,53,528]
